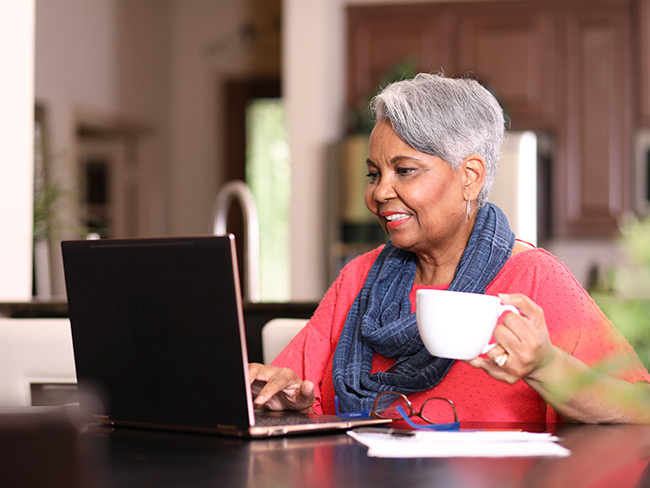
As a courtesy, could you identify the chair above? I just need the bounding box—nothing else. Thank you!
[261,318,308,364]
[0,318,77,407]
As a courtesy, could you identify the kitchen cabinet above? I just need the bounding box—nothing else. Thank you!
[346,5,451,132]
[345,0,635,239]
[639,0,650,125]
[554,5,633,237]
[454,4,557,129]
[347,3,555,130]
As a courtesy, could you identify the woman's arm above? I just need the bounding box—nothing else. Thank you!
[251,246,384,412]
[524,344,650,423]
[468,293,650,423]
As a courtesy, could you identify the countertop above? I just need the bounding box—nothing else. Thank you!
[0,300,318,364]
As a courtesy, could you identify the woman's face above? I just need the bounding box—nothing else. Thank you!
[364,120,468,255]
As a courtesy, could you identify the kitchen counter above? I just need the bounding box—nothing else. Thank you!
[0,301,318,364]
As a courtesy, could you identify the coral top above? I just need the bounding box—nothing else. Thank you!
[272,246,650,423]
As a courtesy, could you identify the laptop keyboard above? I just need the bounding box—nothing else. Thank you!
[254,410,333,426]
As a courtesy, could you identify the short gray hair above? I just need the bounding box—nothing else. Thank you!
[370,73,506,208]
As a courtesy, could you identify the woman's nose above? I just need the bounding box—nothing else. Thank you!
[373,176,396,202]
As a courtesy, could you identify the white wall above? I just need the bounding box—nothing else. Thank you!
[0,1,35,301]
[283,0,346,300]
[34,0,173,297]
[167,0,280,237]
[33,0,282,298]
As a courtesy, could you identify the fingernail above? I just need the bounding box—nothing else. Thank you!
[498,293,509,300]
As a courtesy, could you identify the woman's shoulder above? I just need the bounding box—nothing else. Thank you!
[508,247,571,270]
[490,246,584,293]
[337,245,385,280]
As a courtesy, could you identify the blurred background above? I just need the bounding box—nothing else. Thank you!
[2,0,650,306]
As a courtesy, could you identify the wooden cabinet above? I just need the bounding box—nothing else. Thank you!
[554,5,633,236]
[455,4,556,129]
[638,0,650,125]
[347,6,451,132]
[347,3,556,130]
[346,0,635,238]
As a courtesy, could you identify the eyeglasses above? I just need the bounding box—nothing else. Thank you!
[335,391,460,431]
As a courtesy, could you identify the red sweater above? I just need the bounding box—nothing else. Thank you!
[272,246,650,422]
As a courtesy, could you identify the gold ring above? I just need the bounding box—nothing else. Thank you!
[495,353,508,368]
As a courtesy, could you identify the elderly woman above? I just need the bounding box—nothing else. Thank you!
[249,73,650,424]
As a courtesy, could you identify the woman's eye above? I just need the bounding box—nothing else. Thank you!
[396,167,415,176]
[366,171,379,182]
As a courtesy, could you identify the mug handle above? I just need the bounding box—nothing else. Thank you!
[480,304,520,354]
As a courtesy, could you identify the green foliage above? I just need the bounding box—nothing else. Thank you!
[593,214,650,369]
[33,173,63,242]
[33,122,63,243]
[346,56,419,135]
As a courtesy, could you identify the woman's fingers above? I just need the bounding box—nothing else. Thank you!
[466,356,520,385]
[297,380,315,408]
[466,293,554,383]
[247,363,315,412]
[249,364,295,405]
[499,293,542,321]
[500,294,555,373]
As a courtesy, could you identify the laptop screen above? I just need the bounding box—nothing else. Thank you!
[62,235,254,431]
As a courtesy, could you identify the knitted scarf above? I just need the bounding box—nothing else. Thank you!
[332,203,515,413]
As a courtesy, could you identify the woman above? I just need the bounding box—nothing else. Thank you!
[249,73,650,423]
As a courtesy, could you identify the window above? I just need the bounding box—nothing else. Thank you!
[245,98,290,301]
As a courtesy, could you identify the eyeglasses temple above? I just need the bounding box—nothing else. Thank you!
[395,406,460,431]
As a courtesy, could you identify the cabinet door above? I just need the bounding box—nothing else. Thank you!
[554,5,633,237]
[638,0,650,125]
[455,5,556,129]
[347,4,453,128]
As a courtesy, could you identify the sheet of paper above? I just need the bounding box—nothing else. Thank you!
[347,430,571,458]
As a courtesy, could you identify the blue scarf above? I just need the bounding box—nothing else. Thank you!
[332,203,515,413]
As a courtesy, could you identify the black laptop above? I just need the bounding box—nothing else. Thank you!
[61,235,388,437]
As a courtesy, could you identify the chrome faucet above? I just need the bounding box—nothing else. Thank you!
[212,180,260,303]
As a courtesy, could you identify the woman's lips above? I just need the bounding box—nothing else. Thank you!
[383,212,411,229]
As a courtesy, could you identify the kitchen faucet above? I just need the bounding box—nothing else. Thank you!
[212,180,260,302]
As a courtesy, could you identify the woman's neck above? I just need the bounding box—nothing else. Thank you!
[414,246,465,286]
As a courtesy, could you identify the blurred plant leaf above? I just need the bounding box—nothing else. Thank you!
[593,214,650,370]
[346,56,419,135]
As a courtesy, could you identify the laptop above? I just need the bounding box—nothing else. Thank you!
[61,235,388,438]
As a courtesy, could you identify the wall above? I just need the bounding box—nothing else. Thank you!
[168,0,280,237]
[283,0,345,300]
[35,0,173,297]
[34,0,280,298]
[0,1,35,301]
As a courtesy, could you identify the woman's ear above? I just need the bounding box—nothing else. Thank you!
[462,154,486,200]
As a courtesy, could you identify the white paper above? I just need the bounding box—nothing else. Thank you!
[347,430,571,458]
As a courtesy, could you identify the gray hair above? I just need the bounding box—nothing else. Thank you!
[370,73,506,208]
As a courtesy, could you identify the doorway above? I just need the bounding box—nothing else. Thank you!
[223,79,290,302]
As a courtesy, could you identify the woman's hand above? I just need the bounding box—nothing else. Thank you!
[248,363,315,413]
[467,293,650,423]
[466,293,557,384]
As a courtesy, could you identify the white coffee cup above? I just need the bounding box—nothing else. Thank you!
[416,289,519,360]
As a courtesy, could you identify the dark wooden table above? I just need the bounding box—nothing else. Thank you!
[2,410,650,488]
